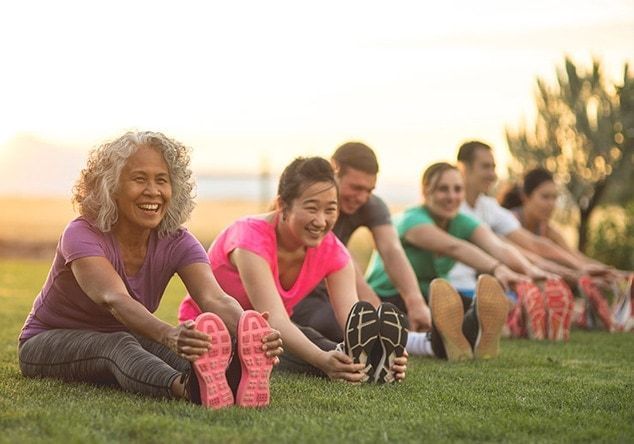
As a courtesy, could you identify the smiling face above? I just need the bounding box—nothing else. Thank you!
[464,147,497,194]
[424,168,464,223]
[282,181,339,249]
[114,145,172,235]
[336,167,377,215]
[523,180,557,223]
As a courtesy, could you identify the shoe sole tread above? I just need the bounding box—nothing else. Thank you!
[193,313,234,409]
[475,275,508,360]
[430,279,473,362]
[236,311,274,408]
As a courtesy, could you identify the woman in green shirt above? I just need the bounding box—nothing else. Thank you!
[366,163,529,361]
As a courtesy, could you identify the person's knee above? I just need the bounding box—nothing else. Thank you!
[110,331,142,353]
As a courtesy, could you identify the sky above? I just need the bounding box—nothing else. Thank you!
[0,0,633,197]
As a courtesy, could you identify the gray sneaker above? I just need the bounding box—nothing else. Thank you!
[373,303,409,384]
[344,301,380,381]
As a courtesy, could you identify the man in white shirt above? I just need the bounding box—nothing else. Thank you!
[450,141,577,340]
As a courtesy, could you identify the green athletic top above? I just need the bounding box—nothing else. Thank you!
[365,205,480,298]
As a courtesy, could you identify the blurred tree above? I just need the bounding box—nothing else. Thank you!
[506,57,634,252]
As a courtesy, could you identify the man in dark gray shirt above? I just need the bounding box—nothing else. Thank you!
[291,142,431,341]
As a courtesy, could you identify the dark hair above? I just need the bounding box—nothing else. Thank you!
[499,183,522,209]
[277,157,337,208]
[499,168,555,209]
[456,140,492,165]
[523,168,554,196]
[332,142,379,175]
[421,162,459,194]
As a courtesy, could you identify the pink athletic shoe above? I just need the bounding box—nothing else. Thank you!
[560,281,575,340]
[579,276,614,331]
[516,282,546,340]
[193,313,234,409]
[236,311,274,408]
[506,300,526,338]
[544,279,573,341]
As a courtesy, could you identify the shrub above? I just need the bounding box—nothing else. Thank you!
[587,202,634,270]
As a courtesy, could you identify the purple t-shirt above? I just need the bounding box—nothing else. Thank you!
[19,217,209,342]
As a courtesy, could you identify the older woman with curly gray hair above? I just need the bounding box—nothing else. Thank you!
[18,131,283,408]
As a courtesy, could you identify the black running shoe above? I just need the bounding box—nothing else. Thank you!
[373,302,409,384]
[179,365,200,404]
[344,301,380,381]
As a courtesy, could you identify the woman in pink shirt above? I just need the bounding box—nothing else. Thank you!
[180,157,409,384]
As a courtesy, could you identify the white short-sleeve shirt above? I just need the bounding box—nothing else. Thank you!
[448,195,520,291]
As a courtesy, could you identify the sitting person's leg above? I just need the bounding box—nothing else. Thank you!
[19,329,188,399]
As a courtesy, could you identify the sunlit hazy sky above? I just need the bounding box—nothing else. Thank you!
[1,0,633,187]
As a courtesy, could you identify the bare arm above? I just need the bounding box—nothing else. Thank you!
[372,224,431,332]
[545,224,617,278]
[506,228,586,270]
[231,248,365,382]
[469,226,552,281]
[324,261,361,329]
[179,262,244,335]
[404,224,528,289]
[71,256,210,361]
[512,242,581,283]
[352,258,382,307]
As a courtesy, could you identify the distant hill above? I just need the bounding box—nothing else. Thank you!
[0,134,419,204]
[0,134,86,197]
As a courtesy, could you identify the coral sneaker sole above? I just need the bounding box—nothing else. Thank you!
[373,303,409,384]
[474,275,509,359]
[344,301,380,381]
[516,281,546,340]
[236,311,274,408]
[430,279,473,362]
[544,279,573,341]
[193,313,234,409]
[579,276,614,331]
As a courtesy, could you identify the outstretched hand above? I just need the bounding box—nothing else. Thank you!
[392,349,408,382]
[320,350,368,383]
[408,303,432,332]
[166,320,211,362]
[260,311,283,365]
[494,265,530,291]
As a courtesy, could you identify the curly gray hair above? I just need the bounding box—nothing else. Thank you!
[72,131,195,237]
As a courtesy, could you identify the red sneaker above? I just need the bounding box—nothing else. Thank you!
[610,274,633,332]
[506,300,526,338]
[193,313,234,409]
[516,282,546,340]
[236,311,274,408]
[561,281,575,340]
[578,276,613,331]
[544,279,573,341]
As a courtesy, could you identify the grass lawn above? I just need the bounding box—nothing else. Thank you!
[1,259,632,443]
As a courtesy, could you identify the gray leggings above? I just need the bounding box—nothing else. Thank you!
[18,329,190,399]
